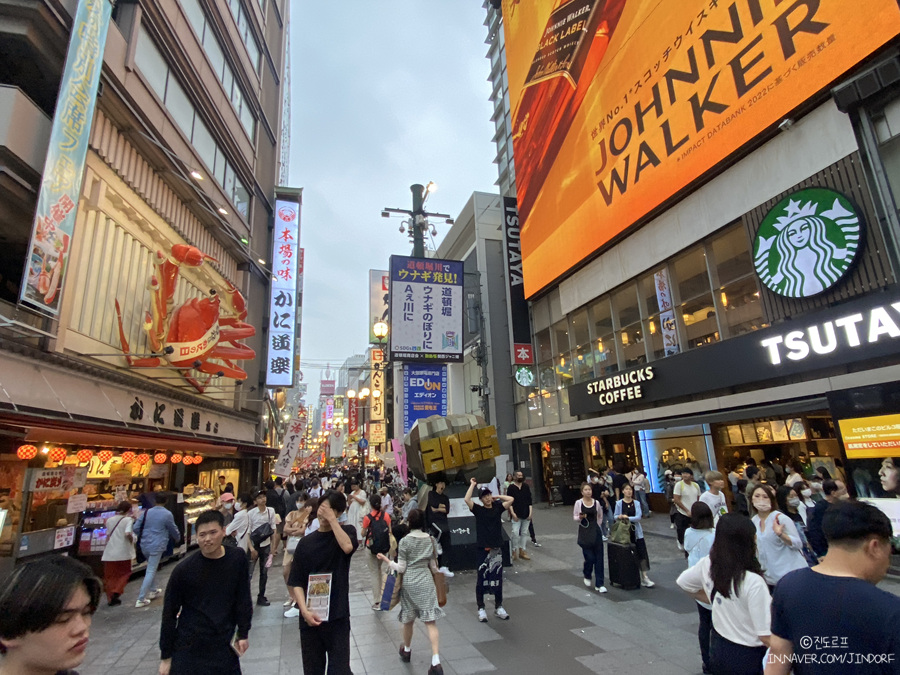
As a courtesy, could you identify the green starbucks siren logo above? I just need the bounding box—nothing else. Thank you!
[753,188,861,298]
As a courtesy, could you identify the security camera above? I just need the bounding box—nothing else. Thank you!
[778,118,793,132]
[399,223,406,233]
[470,385,480,393]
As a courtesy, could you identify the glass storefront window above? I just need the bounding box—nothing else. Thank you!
[555,353,573,389]
[646,314,667,360]
[542,391,561,425]
[552,320,570,354]
[639,425,715,492]
[569,309,590,347]
[538,360,555,393]
[613,284,640,327]
[536,328,552,363]
[682,293,719,348]
[640,272,662,316]
[594,335,617,374]
[719,276,764,337]
[572,343,594,382]
[527,393,542,427]
[674,247,711,302]
[712,225,754,285]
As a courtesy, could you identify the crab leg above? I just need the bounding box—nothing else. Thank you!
[114,300,162,368]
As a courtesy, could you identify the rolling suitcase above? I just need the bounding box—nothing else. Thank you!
[607,542,641,590]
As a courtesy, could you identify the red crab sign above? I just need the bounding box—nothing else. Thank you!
[115,244,256,393]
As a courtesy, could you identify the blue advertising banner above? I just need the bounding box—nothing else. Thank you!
[21,0,113,315]
[403,364,448,434]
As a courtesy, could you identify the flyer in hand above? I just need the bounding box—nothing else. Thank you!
[307,573,333,622]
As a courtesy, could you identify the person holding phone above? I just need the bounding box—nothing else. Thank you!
[749,484,807,590]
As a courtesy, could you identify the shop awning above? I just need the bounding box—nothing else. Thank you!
[21,424,237,455]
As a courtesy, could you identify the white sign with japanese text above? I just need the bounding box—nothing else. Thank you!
[274,415,306,477]
[369,270,389,344]
[371,348,385,422]
[389,256,463,362]
[266,197,301,386]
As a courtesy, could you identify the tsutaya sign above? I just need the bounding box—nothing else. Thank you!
[761,302,900,365]
[569,289,900,416]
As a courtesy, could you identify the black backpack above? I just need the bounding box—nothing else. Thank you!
[367,512,390,555]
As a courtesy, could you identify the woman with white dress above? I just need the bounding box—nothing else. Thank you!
[101,501,135,606]
[347,479,368,542]
[749,484,807,589]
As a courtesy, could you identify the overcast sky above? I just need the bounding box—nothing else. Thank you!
[287,3,498,399]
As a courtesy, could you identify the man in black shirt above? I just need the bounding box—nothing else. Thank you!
[769,500,900,674]
[159,510,252,675]
[806,479,848,558]
[465,478,514,623]
[506,471,533,561]
[288,489,357,675]
[426,478,452,571]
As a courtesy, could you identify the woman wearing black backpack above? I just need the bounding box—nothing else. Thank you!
[360,493,392,610]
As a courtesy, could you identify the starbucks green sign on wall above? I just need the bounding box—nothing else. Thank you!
[753,188,862,298]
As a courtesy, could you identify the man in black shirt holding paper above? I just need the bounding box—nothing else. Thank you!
[426,477,452,574]
[465,477,514,623]
[159,510,252,675]
[288,489,357,675]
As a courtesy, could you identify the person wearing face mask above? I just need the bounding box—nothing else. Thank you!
[805,479,849,559]
[776,485,818,567]
[225,493,254,553]
[218,492,236,527]
[767,501,900,674]
[793,481,815,524]
[506,471,533,561]
[749,484,807,590]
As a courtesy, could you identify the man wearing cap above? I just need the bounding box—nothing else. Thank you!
[218,492,236,527]
[247,489,278,606]
[464,478,515,622]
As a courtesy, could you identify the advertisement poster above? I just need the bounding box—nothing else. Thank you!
[369,270,390,344]
[501,0,900,296]
[389,256,463,362]
[266,196,301,387]
[403,364,448,434]
[20,0,113,314]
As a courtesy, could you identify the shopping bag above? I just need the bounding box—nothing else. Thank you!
[380,571,402,611]
[432,570,448,607]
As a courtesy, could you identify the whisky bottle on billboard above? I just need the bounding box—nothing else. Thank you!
[511,0,628,223]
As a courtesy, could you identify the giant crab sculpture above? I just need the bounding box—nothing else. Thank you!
[114,244,256,393]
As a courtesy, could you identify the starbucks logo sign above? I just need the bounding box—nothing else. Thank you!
[753,188,861,298]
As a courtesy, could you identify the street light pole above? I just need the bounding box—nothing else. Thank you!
[382,182,454,258]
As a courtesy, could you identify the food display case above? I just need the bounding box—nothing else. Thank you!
[183,487,215,546]
[75,501,127,577]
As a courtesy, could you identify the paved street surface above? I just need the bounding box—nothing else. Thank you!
[80,504,900,675]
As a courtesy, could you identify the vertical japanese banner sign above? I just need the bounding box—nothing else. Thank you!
[391,438,407,486]
[653,268,679,357]
[20,0,113,314]
[325,398,334,430]
[370,348,385,422]
[296,248,304,367]
[273,415,306,478]
[501,197,534,365]
[368,270,389,344]
[266,196,301,386]
[328,428,344,459]
[389,256,464,362]
[403,364,447,434]
[348,400,358,436]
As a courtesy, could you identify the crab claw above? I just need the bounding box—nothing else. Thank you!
[171,244,218,267]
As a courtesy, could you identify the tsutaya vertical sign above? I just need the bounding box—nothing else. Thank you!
[369,270,389,344]
[266,190,302,386]
[502,198,534,365]
[20,0,113,314]
[370,348,385,422]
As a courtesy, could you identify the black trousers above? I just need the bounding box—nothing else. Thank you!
[248,545,270,599]
[697,603,712,671]
[475,548,503,609]
[171,644,241,674]
[299,617,352,675]
[709,627,766,675]
[674,511,691,546]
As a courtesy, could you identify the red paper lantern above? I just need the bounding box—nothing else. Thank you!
[76,449,93,463]
[170,453,182,464]
[16,444,37,460]
[121,451,135,464]
[136,453,150,465]
[153,452,167,464]
[49,447,67,463]
[182,455,193,465]
[98,450,114,462]
[194,455,203,464]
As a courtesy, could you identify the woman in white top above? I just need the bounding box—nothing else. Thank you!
[677,513,771,675]
[749,484,807,589]
[347,479,368,542]
[783,461,804,487]
[683,502,716,674]
[101,501,135,606]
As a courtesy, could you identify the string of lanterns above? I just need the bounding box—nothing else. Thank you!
[16,444,204,465]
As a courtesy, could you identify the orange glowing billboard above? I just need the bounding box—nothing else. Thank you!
[502,0,900,297]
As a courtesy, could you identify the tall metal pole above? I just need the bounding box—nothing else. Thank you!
[410,184,425,258]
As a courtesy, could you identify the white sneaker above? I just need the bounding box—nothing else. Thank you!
[438,566,454,578]
[601,535,609,542]
[283,606,300,618]
[477,608,488,622]
[583,578,592,587]
[147,588,162,600]
[641,577,655,588]
[596,586,608,594]
[135,599,151,608]
[494,607,509,620]
[676,542,684,552]
[283,599,294,607]
[669,523,675,529]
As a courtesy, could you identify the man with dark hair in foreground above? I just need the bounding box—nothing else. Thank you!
[767,500,900,674]
[159,510,252,675]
